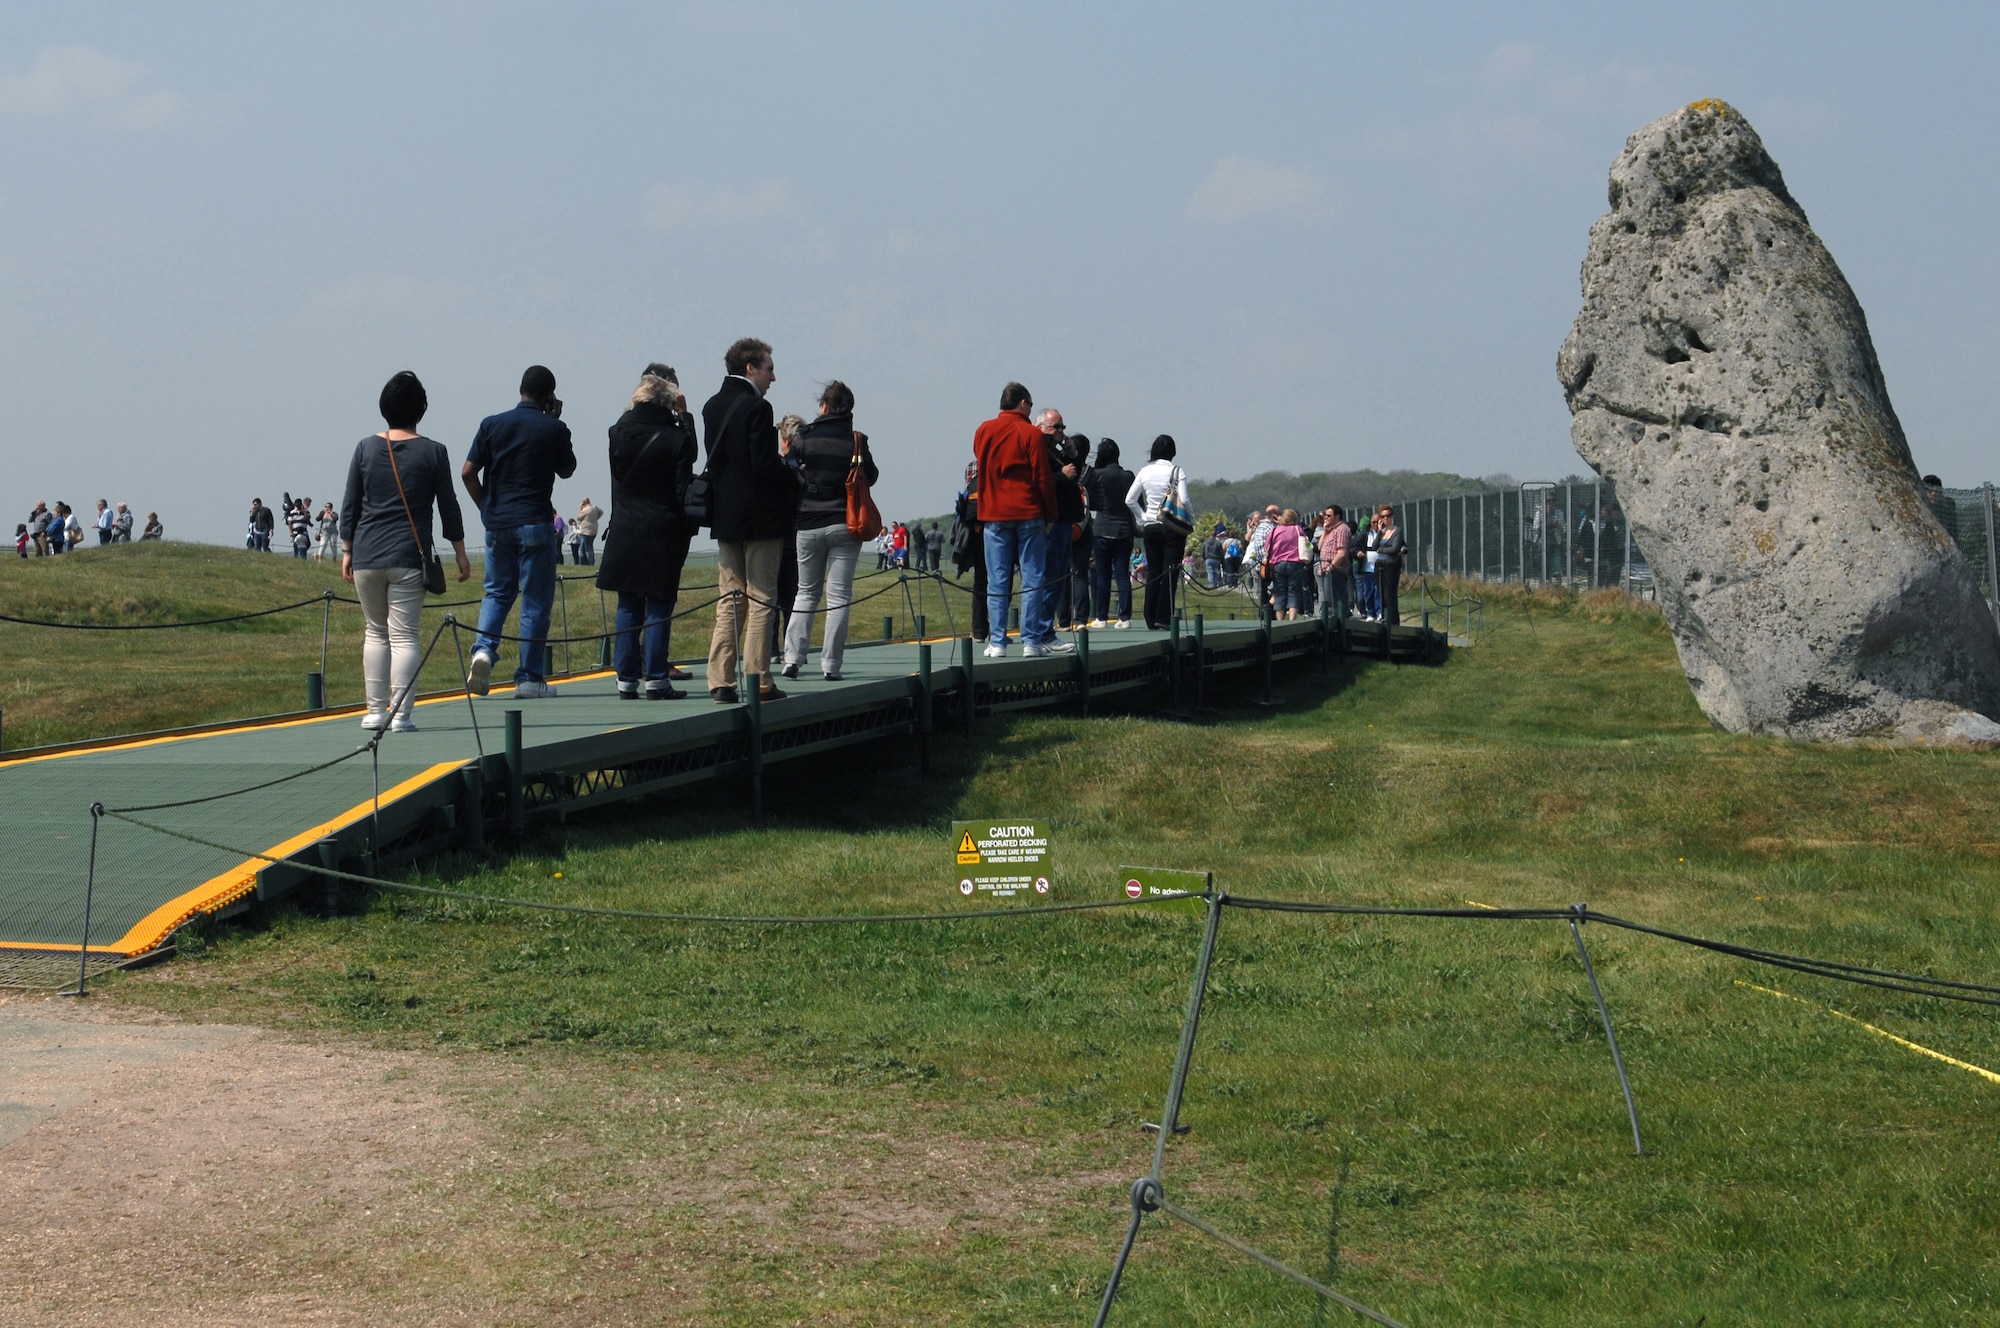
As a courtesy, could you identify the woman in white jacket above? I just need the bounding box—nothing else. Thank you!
[1124,435,1191,631]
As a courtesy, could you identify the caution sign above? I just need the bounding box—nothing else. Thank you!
[950,820,1052,901]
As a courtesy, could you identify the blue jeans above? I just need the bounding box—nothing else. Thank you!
[984,519,1053,646]
[1092,534,1134,622]
[614,592,675,688]
[473,521,557,683]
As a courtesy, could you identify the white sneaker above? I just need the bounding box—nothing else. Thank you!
[1085,619,1108,629]
[466,649,495,696]
[514,680,560,699]
[1023,639,1077,658]
[359,711,387,730]
[1113,619,1131,630]
[389,716,419,733]
[983,643,1007,659]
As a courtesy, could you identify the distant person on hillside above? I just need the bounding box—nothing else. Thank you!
[1241,512,1269,613]
[287,498,312,558]
[906,519,927,578]
[1202,525,1225,588]
[462,364,578,699]
[596,364,697,701]
[113,503,133,542]
[142,512,163,540]
[15,524,27,558]
[927,524,943,573]
[248,497,275,551]
[1222,528,1242,586]
[94,499,113,545]
[974,381,1068,658]
[54,503,78,554]
[1083,437,1135,628]
[315,501,337,559]
[28,502,50,556]
[571,496,603,566]
[1922,475,1959,537]
[342,371,471,732]
[781,379,877,683]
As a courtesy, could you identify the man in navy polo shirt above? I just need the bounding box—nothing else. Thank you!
[463,365,578,698]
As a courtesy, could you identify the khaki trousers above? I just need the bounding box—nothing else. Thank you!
[708,538,783,691]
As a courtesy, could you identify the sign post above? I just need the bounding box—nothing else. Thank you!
[952,820,1054,901]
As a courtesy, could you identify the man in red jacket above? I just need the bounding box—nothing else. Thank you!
[973,382,1072,658]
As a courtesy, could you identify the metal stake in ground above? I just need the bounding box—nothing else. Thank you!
[746,674,765,827]
[71,802,103,997]
[1095,891,1225,1326]
[1570,902,1644,1155]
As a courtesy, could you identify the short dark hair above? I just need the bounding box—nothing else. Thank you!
[519,364,556,399]
[1331,504,1345,518]
[379,370,428,430]
[999,382,1032,411]
[1150,434,1177,462]
[819,380,855,414]
[1095,437,1120,466]
[1923,474,1943,487]
[726,337,773,376]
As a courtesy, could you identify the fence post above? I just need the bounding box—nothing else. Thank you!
[1077,627,1090,716]
[1623,510,1633,599]
[917,643,933,776]
[1985,484,1999,616]
[960,632,976,736]
[1169,612,1181,708]
[1193,612,1206,706]
[745,673,764,827]
[504,709,524,839]
[306,671,324,711]
[1592,482,1603,590]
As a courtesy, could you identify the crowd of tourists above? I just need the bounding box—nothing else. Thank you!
[1193,504,1409,625]
[17,499,162,555]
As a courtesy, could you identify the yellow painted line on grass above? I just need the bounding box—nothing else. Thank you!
[0,760,471,957]
[1464,899,1498,909]
[1736,979,2000,1087]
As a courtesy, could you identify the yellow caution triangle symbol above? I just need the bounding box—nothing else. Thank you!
[957,831,977,854]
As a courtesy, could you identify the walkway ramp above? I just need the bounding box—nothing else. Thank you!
[1,617,1440,960]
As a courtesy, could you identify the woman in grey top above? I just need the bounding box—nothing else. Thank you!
[340,371,470,731]
[780,380,878,681]
[1373,505,1406,626]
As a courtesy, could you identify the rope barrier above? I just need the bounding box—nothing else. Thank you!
[0,593,335,630]
[99,810,1187,925]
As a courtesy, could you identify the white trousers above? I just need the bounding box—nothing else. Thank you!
[354,566,425,720]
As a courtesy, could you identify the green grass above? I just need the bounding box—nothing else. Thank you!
[0,541,972,748]
[85,573,2000,1323]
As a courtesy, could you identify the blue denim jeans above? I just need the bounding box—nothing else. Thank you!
[473,521,557,683]
[984,519,1053,646]
[1092,534,1134,623]
[614,592,675,687]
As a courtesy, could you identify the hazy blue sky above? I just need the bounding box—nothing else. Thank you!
[3,2,1995,542]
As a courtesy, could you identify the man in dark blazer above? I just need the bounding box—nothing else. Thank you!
[702,336,795,703]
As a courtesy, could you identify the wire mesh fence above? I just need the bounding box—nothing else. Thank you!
[1358,481,2000,612]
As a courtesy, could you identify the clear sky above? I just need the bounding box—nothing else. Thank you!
[3,2,1995,542]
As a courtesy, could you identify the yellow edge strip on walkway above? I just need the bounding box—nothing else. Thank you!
[0,760,471,958]
[0,671,617,768]
[1736,979,2000,1087]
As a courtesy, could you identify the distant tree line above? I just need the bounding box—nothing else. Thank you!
[1188,468,1544,520]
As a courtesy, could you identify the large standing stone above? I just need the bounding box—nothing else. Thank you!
[1557,100,2000,744]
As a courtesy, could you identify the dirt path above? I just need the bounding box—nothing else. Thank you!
[0,993,1127,1326]
[0,993,554,1326]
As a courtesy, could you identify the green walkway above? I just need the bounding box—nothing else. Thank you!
[0,616,1435,958]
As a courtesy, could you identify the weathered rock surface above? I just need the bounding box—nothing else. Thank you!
[1558,100,2000,744]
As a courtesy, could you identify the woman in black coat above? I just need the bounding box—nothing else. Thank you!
[596,364,698,698]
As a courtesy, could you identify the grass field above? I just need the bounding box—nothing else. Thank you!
[0,541,973,748]
[15,550,2000,1323]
